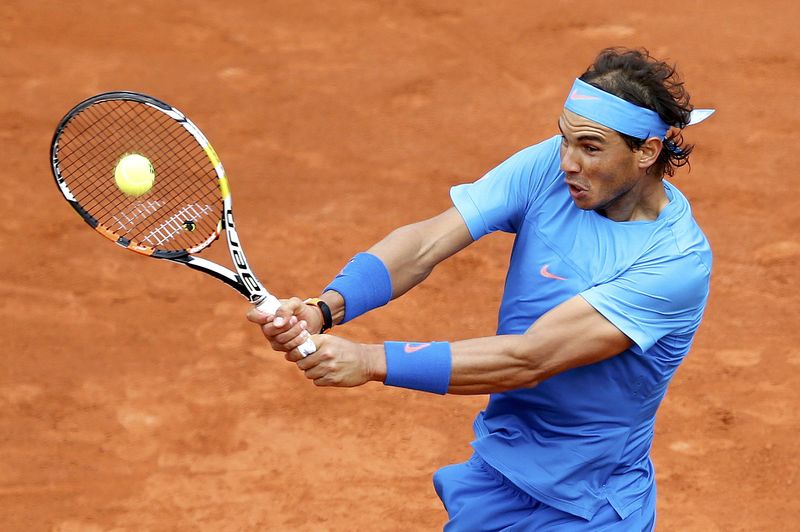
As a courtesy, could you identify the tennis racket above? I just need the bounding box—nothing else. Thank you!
[50,91,317,356]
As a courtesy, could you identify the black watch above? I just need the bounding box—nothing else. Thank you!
[304,298,333,333]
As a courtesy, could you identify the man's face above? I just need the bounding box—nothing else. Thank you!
[558,109,645,217]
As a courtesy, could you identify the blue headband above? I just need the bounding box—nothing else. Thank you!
[563,78,715,140]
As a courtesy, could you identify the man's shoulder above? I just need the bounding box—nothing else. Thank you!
[511,135,562,165]
[502,135,565,204]
[659,181,712,272]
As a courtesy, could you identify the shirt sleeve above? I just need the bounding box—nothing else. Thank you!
[450,136,561,240]
[580,252,711,353]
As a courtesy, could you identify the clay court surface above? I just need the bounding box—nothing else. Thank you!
[2,1,799,530]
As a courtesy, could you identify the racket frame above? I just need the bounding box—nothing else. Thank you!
[50,91,273,306]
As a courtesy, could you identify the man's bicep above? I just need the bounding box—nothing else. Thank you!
[421,207,476,262]
[369,207,474,267]
[365,208,474,298]
[525,295,633,380]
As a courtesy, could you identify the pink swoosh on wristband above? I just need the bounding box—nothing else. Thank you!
[404,342,431,353]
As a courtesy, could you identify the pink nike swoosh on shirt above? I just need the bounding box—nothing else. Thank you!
[540,265,567,281]
[404,342,432,353]
[569,89,599,101]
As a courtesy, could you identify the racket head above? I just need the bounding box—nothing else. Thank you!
[50,91,229,258]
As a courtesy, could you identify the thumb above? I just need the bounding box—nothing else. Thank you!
[246,307,272,324]
[309,334,327,350]
[273,297,306,327]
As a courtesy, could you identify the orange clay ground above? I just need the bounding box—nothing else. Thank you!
[1,1,798,530]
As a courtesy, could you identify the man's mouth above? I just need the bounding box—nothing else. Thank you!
[565,180,590,202]
[565,181,588,193]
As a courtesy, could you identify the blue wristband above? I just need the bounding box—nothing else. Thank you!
[324,252,392,323]
[384,341,452,395]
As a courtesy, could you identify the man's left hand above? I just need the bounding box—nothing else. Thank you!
[287,335,386,388]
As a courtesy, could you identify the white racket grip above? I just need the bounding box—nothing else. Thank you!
[255,295,317,357]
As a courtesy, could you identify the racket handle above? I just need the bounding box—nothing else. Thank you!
[255,295,318,357]
[255,294,282,314]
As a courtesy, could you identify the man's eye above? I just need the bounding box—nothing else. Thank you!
[584,145,599,153]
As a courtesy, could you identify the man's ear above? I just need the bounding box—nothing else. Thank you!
[637,137,663,171]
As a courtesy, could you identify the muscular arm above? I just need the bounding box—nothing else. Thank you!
[320,207,474,324]
[301,295,633,394]
[249,207,476,344]
[444,295,632,394]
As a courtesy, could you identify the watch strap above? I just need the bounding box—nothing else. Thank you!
[304,298,333,333]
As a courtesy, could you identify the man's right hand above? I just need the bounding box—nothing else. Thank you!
[246,297,321,353]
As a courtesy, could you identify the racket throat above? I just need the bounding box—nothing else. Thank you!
[223,207,268,303]
[174,255,253,300]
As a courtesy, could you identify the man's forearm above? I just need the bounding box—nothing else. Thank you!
[365,296,633,395]
[447,335,543,394]
[320,208,474,326]
[362,334,540,395]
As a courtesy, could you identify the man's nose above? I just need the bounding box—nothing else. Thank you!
[560,147,580,173]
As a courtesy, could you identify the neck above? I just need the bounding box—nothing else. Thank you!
[598,176,668,222]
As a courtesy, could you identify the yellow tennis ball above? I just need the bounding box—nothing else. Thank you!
[114,153,155,196]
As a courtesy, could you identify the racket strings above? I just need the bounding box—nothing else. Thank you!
[55,98,224,253]
[69,103,205,227]
[67,104,151,213]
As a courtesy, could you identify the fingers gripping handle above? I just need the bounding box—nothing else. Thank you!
[255,295,317,357]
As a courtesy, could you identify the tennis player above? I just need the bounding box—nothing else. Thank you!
[248,47,714,530]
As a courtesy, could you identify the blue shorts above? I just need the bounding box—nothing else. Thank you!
[433,454,656,531]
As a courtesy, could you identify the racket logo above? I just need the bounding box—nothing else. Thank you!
[183,220,197,232]
[224,208,263,297]
[143,203,213,246]
[112,199,163,231]
[240,272,261,293]
[231,247,247,269]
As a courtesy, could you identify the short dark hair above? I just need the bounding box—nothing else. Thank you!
[579,48,694,177]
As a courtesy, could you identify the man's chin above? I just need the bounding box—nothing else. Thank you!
[570,197,596,211]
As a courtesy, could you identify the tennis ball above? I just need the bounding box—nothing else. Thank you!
[114,153,155,196]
